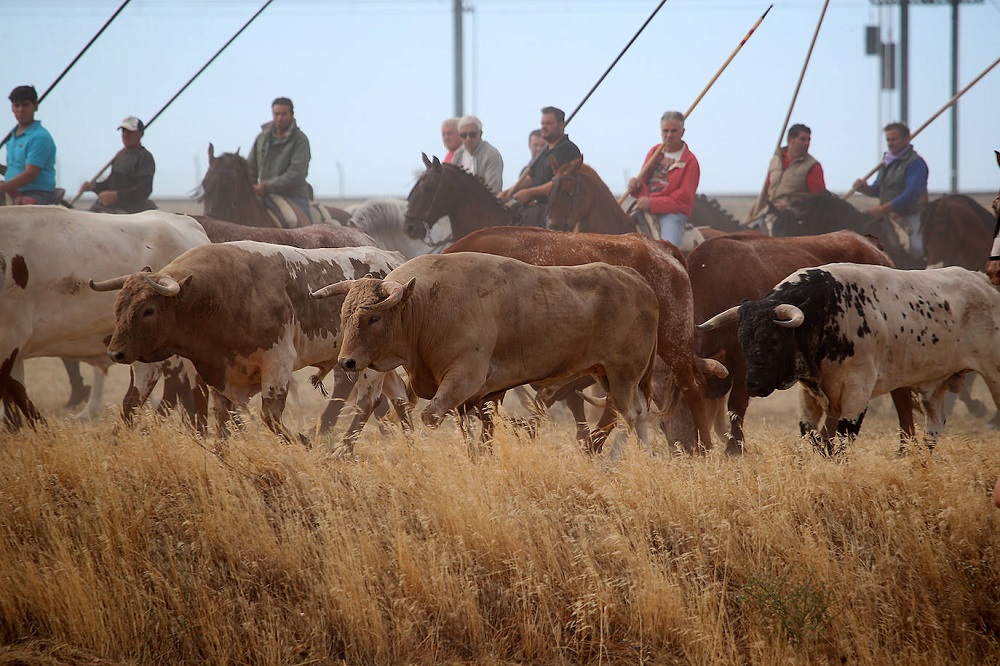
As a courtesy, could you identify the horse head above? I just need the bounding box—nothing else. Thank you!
[921,195,994,270]
[547,155,587,231]
[200,144,256,221]
[403,153,448,239]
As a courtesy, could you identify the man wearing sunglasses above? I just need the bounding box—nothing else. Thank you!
[451,115,504,194]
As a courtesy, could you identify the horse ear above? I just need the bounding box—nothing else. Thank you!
[208,143,215,164]
[422,152,432,168]
[995,150,999,169]
[236,147,241,158]
[548,155,559,172]
[569,155,583,173]
[432,156,441,167]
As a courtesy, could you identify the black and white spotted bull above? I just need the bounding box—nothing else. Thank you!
[698,262,1000,451]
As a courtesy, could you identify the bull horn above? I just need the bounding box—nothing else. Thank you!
[773,303,805,328]
[364,278,416,311]
[697,306,740,331]
[143,273,181,297]
[89,274,130,292]
[696,357,729,380]
[311,279,356,300]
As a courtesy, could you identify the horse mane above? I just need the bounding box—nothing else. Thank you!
[349,198,408,235]
[439,161,511,216]
[578,163,617,200]
[694,194,741,232]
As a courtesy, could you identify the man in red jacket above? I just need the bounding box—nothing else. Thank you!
[626,110,700,246]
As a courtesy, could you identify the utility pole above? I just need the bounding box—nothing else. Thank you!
[866,0,982,191]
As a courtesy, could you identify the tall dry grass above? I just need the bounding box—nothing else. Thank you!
[1,359,999,664]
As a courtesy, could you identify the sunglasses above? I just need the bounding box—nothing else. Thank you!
[459,131,479,138]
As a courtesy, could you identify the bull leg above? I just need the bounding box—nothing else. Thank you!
[211,389,239,439]
[382,369,414,439]
[62,358,90,409]
[121,362,163,428]
[725,369,750,456]
[338,370,386,454]
[1,353,43,429]
[797,386,827,454]
[918,381,953,451]
[421,365,488,429]
[261,389,300,446]
[320,366,355,432]
[829,380,873,458]
[890,387,916,449]
[75,365,107,420]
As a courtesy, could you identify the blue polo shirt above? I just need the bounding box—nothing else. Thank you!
[5,120,57,193]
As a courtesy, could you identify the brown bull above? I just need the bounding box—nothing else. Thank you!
[444,227,726,453]
[312,252,659,453]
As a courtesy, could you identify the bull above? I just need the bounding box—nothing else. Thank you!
[698,263,1000,453]
[311,252,659,452]
[92,241,407,445]
[0,206,210,426]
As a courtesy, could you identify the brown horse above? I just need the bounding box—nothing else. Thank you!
[547,156,743,237]
[403,153,521,242]
[919,194,995,270]
[200,144,350,228]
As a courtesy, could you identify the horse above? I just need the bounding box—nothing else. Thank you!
[920,194,995,270]
[770,191,921,269]
[403,153,521,243]
[199,144,351,228]
[546,156,743,244]
[349,198,451,259]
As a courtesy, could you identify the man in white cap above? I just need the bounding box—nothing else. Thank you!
[78,115,156,213]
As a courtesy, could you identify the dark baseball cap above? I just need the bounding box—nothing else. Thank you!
[9,85,38,104]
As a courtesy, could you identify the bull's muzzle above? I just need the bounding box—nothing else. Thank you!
[108,349,128,364]
[339,356,358,372]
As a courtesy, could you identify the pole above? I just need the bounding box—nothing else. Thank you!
[745,0,829,223]
[0,0,133,151]
[454,0,464,117]
[70,0,275,206]
[501,0,672,201]
[565,0,670,126]
[619,3,773,206]
[844,52,1000,200]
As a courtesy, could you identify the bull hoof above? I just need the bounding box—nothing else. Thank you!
[65,385,91,409]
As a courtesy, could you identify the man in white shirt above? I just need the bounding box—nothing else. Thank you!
[451,115,503,194]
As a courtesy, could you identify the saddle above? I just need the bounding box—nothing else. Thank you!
[261,194,336,228]
[620,195,705,253]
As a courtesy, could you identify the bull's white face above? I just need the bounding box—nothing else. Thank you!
[107,275,180,364]
[338,278,410,373]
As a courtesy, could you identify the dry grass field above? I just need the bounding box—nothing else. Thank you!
[1,359,999,664]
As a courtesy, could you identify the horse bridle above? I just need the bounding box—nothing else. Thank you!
[550,171,582,231]
[404,169,449,243]
[991,193,1000,261]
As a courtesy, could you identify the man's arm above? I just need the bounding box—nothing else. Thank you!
[513,180,552,205]
[807,162,826,193]
[888,159,929,212]
[0,164,40,194]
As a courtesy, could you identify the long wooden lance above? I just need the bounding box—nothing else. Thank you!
[501,0,671,201]
[844,52,1000,200]
[619,3,773,206]
[745,0,830,223]
[0,0,133,152]
[70,0,275,207]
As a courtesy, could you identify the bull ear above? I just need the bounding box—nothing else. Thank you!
[422,152,433,168]
[311,279,356,300]
[697,305,740,331]
[89,274,131,292]
[773,303,805,328]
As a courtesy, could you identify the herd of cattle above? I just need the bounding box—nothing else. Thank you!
[2,194,1000,456]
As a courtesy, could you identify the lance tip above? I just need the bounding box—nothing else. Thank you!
[762,4,773,18]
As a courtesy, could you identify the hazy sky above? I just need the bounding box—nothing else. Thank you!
[5,0,1000,200]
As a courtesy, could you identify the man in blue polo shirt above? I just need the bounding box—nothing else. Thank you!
[0,85,57,205]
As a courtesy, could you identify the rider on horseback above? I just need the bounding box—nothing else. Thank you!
[745,123,826,231]
[247,96,314,223]
[853,122,929,263]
